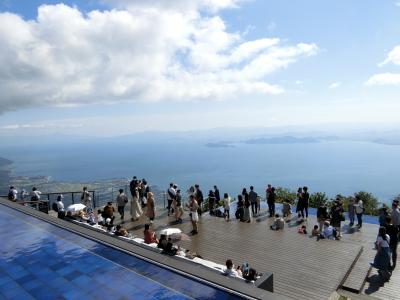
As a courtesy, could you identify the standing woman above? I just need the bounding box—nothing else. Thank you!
[223,193,231,221]
[348,197,355,226]
[302,187,310,218]
[131,188,143,221]
[354,196,364,228]
[371,227,392,281]
[296,187,304,219]
[146,192,156,224]
[81,187,92,211]
[243,193,251,223]
[236,195,244,221]
[188,195,199,234]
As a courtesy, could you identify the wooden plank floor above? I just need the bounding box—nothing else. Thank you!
[116,204,364,300]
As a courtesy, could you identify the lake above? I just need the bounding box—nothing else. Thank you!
[1,139,399,203]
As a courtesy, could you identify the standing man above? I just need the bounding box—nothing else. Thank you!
[194,184,204,216]
[249,186,258,216]
[302,186,310,219]
[116,189,128,223]
[267,187,276,217]
[214,185,221,205]
[266,184,272,201]
[129,176,138,198]
[167,183,176,216]
[391,201,400,228]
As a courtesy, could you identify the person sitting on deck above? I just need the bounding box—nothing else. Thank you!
[102,202,115,225]
[282,200,291,218]
[97,210,105,226]
[114,225,129,237]
[144,224,158,244]
[224,259,239,278]
[312,225,319,236]
[270,214,284,230]
[297,225,307,234]
[157,234,168,250]
[320,221,336,240]
[162,237,178,256]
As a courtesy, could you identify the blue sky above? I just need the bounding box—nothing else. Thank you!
[0,0,400,136]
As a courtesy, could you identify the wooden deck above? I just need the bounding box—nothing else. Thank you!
[111,203,382,300]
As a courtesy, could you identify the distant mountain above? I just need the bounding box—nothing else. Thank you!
[205,142,235,148]
[243,136,319,145]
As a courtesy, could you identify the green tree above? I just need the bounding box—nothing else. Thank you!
[354,191,379,216]
[309,192,330,208]
[275,187,297,204]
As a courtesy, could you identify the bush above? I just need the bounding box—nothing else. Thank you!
[354,191,379,216]
[275,187,297,204]
[309,192,330,208]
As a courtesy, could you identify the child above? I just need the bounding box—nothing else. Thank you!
[297,225,307,234]
[311,225,319,236]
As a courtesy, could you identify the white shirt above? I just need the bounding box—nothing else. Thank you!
[224,268,239,278]
[56,201,65,211]
[10,188,18,200]
[167,187,176,200]
[391,207,400,226]
[354,200,364,214]
[224,197,231,210]
[31,190,41,200]
[323,226,335,239]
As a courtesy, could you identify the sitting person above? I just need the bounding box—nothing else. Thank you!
[143,224,158,244]
[297,225,307,234]
[185,250,203,259]
[282,201,292,217]
[270,214,285,230]
[87,208,96,225]
[224,259,239,278]
[102,202,115,225]
[157,234,168,250]
[320,221,336,240]
[97,210,105,225]
[311,225,319,236]
[236,265,243,277]
[162,237,177,256]
[114,225,129,237]
[176,246,186,257]
[243,268,258,281]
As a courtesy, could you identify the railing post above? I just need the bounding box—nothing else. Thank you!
[163,192,166,209]
[72,193,75,204]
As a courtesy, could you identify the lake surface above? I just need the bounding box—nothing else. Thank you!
[1,140,399,203]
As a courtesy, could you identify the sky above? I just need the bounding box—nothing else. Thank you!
[0,0,400,137]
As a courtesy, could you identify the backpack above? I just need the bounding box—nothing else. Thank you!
[52,202,59,212]
[7,190,14,200]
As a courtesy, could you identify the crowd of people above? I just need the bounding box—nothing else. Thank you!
[6,180,399,284]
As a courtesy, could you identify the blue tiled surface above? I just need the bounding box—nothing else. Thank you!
[0,204,242,300]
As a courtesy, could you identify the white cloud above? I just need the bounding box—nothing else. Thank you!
[365,73,400,86]
[379,45,400,66]
[0,2,318,113]
[329,82,341,89]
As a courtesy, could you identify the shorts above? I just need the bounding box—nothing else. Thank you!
[191,211,199,222]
